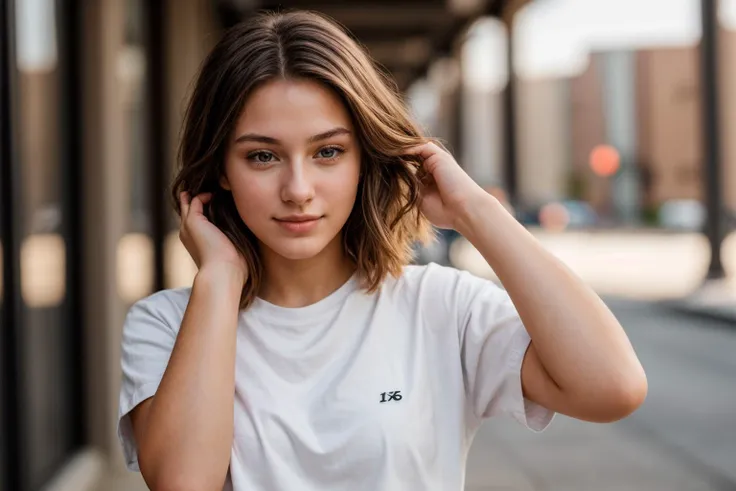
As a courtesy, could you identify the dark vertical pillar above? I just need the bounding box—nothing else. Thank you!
[0,0,23,488]
[700,0,725,279]
[58,0,85,449]
[502,21,517,205]
[146,0,167,291]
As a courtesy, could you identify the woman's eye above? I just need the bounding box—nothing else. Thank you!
[318,147,342,160]
[248,151,274,164]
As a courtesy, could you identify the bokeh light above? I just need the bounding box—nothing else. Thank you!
[589,144,621,177]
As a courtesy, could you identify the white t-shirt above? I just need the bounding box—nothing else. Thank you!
[118,263,554,490]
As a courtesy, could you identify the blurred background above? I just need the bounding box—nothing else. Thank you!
[2,0,736,490]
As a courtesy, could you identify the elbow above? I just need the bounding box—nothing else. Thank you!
[140,453,224,491]
[611,374,648,421]
[590,370,648,423]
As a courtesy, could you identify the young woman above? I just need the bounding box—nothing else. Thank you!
[118,10,647,491]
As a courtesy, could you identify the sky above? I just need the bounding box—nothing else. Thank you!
[464,0,736,86]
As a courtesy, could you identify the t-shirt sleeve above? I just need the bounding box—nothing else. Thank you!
[455,270,554,432]
[117,292,180,472]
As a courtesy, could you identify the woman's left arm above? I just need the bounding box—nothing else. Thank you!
[456,192,647,423]
[407,142,648,423]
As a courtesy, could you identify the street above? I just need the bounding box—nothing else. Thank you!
[466,297,736,491]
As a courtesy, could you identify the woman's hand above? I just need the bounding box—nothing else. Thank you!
[178,191,248,284]
[404,141,486,229]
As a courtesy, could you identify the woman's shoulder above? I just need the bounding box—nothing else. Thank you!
[376,263,495,331]
[395,262,481,289]
[390,262,502,304]
[125,286,193,329]
[398,262,460,284]
[382,263,468,303]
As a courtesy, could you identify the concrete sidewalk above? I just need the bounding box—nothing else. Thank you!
[663,278,736,323]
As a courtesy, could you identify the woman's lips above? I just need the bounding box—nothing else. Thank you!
[273,216,322,233]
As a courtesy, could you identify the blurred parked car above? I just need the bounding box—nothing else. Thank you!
[412,228,461,266]
[518,199,598,231]
[559,200,599,228]
[515,204,542,227]
[658,199,706,231]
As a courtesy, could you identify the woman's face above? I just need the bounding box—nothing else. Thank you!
[222,78,361,262]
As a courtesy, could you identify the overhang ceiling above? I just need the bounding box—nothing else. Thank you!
[216,0,526,91]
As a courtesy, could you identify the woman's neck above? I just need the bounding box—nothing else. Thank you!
[257,237,356,308]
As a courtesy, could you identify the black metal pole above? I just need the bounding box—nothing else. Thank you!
[502,22,517,206]
[0,0,24,488]
[146,0,167,292]
[701,0,725,279]
[58,0,86,448]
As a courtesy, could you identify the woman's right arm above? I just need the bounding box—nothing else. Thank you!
[129,264,242,491]
[129,192,248,491]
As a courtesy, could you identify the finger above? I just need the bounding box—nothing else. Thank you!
[402,142,430,158]
[180,191,191,218]
[402,141,444,160]
[198,192,213,204]
[188,193,213,217]
[419,170,435,185]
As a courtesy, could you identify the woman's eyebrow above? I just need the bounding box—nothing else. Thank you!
[234,133,279,145]
[234,127,351,145]
[307,127,351,143]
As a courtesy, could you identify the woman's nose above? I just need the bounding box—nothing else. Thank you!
[281,162,314,205]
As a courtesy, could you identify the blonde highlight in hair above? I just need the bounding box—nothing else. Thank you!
[171,10,433,309]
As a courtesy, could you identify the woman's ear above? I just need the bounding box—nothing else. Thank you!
[219,174,231,191]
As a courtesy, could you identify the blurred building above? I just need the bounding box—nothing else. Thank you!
[516,76,573,207]
[636,45,703,207]
[514,26,736,220]
[2,2,221,490]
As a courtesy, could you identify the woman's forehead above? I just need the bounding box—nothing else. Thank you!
[236,79,353,133]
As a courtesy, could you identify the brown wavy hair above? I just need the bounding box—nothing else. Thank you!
[171,10,433,309]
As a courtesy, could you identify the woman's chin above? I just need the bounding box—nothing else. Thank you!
[265,237,334,261]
